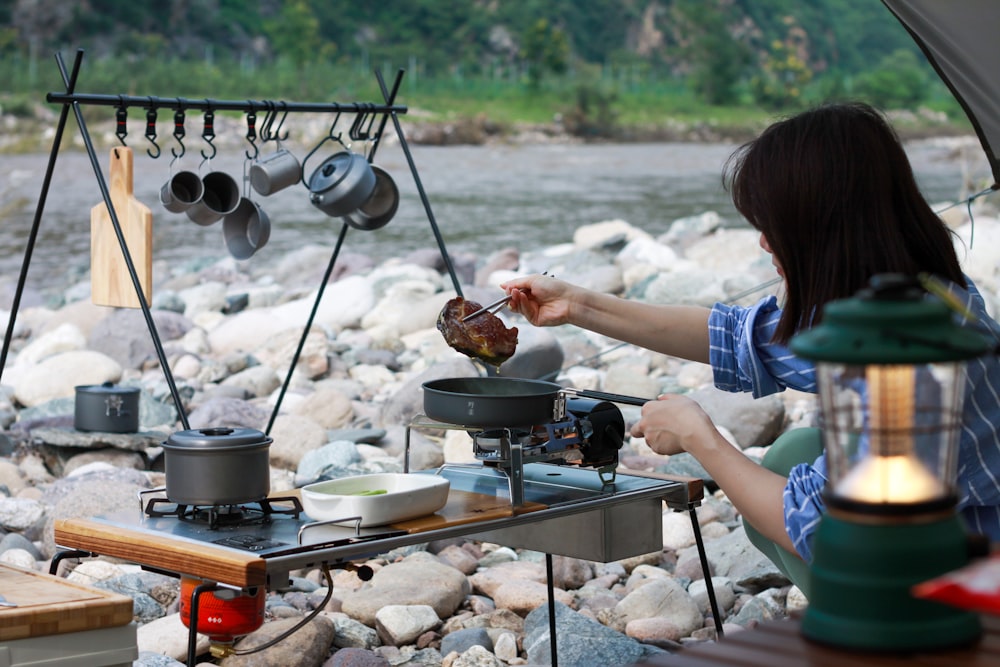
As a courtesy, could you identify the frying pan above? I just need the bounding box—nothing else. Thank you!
[422,377,651,428]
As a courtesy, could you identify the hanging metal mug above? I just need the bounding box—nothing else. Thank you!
[160,169,204,213]
[224,198,271,260]
[250,147,301,196]
[186,171,241,226]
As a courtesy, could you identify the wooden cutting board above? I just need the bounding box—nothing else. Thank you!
[0,563,134,641]
[281,487,547,533]
[392,489,546,532]
[90,146,152,308]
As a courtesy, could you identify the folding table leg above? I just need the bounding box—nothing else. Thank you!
[546,553,559,666]
[690,506,724,637]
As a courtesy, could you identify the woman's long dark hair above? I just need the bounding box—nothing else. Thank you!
[724,102,964,344]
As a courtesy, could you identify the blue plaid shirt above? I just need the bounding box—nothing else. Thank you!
[708,277,1000,561]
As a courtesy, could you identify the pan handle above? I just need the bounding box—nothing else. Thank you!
[562,388,652,406]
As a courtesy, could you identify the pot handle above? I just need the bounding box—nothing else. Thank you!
[562,388,652,406]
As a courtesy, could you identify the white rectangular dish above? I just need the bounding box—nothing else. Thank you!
[300,473,451,527]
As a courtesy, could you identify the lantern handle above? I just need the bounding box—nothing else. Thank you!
[917,273,978,322]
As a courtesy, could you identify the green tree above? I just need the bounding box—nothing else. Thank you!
[674,0,751,106]
[521,18,569,89]
[264,0,328,67]
[561,80,619,138]
[853,49,929,108]
[750,17,813,109]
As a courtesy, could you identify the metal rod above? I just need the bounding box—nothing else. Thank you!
[46,92,407,115]
[58,52,190,430]
[0,49,82,385]
[48,548,92,576]
[546,553,559,667]
[690,506,725,638]
[461,294,512,322]
[366,69,404,163]
[561,387,651,407]
[374,69,464,298]
[187,582,217,667]
[265,221,350,435]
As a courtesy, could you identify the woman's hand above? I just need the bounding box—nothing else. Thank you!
[630,394,718,456]
[501,274,712,364]
[632,393,800,555]
[500,274,574,327]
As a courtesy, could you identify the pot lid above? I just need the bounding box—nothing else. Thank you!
[307,152,363,194]
[75,381,139,395]
[163,427,271,450]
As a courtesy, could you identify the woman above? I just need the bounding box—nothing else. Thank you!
[500,102,1000,595]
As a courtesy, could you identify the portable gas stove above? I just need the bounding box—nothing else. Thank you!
[407,395,626,506]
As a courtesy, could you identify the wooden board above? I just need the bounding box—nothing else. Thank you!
[391,489,546,532]
[0,563,134,641]
[612,469,704,505]
[90,146,153,308]
[279,487,547,533]
[53,517,267,588]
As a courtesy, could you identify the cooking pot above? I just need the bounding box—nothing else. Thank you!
[422,377,650,428]
[161,427,272,505]
[345,165,399,231]
[306,151,376,218]
[74,382,139,433]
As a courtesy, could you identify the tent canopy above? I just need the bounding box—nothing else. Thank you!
[882,0,1000,185]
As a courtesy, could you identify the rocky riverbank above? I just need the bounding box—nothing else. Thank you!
[0,202,997,666]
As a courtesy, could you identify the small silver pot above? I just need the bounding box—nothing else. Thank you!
[161,427,272,506]
[345,166,399,231]
[75,382,140,433]
[306,151,376,218]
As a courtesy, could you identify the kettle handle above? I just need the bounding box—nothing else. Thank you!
[301,115,352,189]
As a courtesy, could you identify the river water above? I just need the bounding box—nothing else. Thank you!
[0,137,991,295]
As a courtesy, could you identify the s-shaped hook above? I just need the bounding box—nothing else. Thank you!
[200,103,217,161]
[145,103,160,158]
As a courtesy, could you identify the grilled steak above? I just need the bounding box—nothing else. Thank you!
[437,296,518,368]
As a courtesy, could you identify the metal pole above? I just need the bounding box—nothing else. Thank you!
[690,506,725,638]
[56,51,191,430]
[265,221,349,435]
[374,69,464,298]
[0,50,82,384]
[546,553,559,667]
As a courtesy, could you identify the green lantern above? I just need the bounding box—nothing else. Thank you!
[789,274,992,650]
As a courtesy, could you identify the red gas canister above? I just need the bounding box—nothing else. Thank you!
[179,576,265,642]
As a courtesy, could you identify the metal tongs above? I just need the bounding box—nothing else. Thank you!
[461,271,550,323]
[461,293,512,322]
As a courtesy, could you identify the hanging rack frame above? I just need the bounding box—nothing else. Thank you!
[45,92,409,116]
[1,49,465,436]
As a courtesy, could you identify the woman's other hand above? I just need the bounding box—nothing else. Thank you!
[630,394,717,456]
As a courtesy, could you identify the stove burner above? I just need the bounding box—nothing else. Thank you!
[474,428,544,453]
[144,496,303,530]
